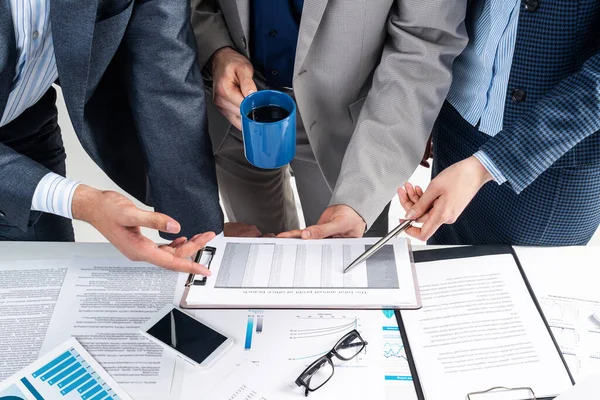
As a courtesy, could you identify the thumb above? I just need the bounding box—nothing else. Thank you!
[301,221,344,240]
[238,68,257,97]
[125,209,181,234]
[405,187,438,221]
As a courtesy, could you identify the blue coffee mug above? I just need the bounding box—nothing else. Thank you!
[240,90,296,169]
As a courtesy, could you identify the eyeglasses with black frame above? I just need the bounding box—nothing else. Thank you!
[294,329,368,397]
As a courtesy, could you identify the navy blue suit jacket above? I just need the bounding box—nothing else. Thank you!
[479,0,600,193]
[0,0,223,237]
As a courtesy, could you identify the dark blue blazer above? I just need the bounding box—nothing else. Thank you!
[479,0,600,194]
[0,0,223,237]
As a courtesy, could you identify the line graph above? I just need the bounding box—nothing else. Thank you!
[540,298,579,324]
[287,315,363,364]
[380,325,411,381]
[383,342,406,360]
[550,325,580,351]
[289,319,357,340]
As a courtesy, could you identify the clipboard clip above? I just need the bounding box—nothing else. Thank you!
[467,386,536,400]
[185,246,216,287]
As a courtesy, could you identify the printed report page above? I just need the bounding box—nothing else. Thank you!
[400,254,573,400]
[183,237,420,309]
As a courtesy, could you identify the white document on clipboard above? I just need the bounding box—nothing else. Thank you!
[398,246,574,400]
[180,237,421,309]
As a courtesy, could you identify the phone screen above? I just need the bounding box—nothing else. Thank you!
[146,308,227,364]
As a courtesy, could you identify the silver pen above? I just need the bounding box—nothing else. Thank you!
[343,220,413,273]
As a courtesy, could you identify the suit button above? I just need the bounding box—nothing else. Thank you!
[269,29,278,37]
[271,69,279,76]
[524,0,539,11]
[511,88,526,103]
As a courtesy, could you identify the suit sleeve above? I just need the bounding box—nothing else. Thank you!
[123,0,224,238]
[329,0,469,228]
[478,52,600,194]
[0,143,49,231]
[190,0,235,71]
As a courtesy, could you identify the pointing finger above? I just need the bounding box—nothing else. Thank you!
[277,230,303,238]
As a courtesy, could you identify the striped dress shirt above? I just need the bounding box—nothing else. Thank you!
[3,0,79,220]
[446,0,521,184]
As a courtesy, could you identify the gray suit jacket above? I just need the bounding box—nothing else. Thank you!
[191,0,468,228]
[0,0,223,237]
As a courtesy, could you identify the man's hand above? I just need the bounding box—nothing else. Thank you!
[398,156,493,241]
[72,185,215,275]
[277,205,366,239]
[211,47,257,130]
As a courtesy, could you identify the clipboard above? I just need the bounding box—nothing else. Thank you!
[393,245,575,400]
[179,237,422,310]
[184,245,217,287]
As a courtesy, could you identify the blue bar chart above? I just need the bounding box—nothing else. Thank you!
[19,346,123,400]
[244,311,266,350]
[245,315,255,350]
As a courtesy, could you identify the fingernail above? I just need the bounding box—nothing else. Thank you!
[246,89,256,95]
[166,221,179,233]
[405,210,417,220]
[301,230,311,239]
[195,265,211,276]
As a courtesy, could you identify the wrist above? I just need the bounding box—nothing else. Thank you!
[71,184,102,223]
[210,46,236,72]
[469,156,494,185]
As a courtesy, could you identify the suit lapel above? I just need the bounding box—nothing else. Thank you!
[50,0,99,130]
[294,0,329,75]
[0,0,17,119]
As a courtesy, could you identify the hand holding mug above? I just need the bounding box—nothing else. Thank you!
[210,47,257,130]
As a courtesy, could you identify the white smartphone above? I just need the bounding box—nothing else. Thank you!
[139,305,233,369]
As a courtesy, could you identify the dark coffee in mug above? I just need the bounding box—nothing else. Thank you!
[247,105,290,123]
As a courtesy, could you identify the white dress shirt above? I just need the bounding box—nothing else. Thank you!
[3,0,80,220]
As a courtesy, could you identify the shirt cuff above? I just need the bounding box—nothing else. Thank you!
[473,150,507,185]
[31,172,81,219]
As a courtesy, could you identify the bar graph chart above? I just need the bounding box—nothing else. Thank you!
[245,315,255,350]
[17,346,123,400]
[244,310,265,350]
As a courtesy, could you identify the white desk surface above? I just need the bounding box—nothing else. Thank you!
[1,242,598,399]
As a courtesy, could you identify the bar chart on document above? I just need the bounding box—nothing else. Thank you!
[1,346,124,400]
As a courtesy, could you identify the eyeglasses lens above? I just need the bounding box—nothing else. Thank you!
[334,331,365,360]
